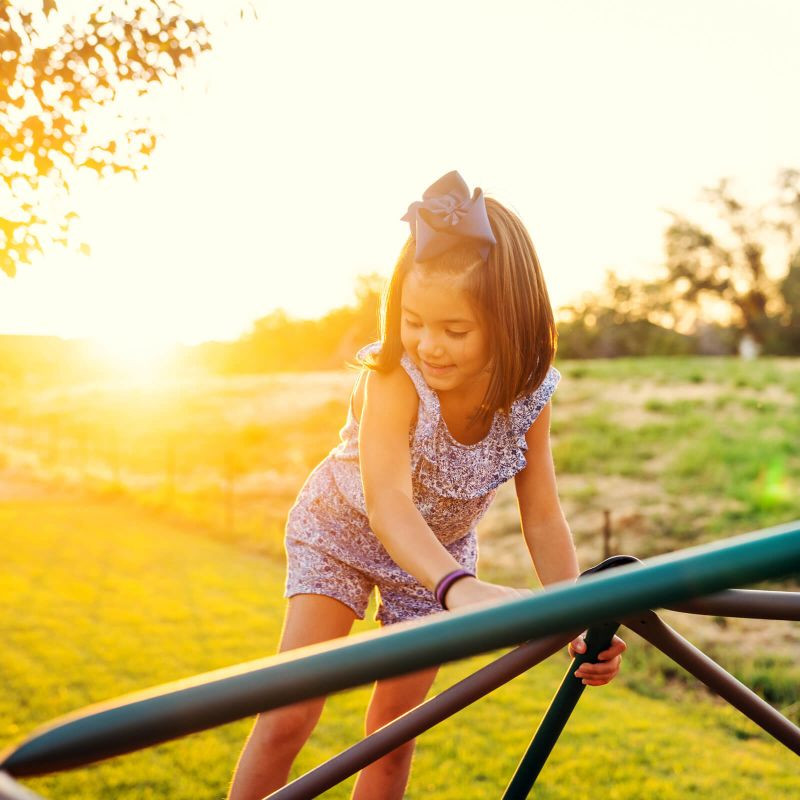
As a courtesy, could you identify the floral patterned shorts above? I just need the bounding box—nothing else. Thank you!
[284,533,478,626]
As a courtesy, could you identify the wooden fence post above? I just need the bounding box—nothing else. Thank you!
[164,435,176,506]
[603,509,612,559]
[224,449,235,535]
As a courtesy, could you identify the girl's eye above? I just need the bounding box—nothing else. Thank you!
[403,318,422,328]
[446,330,468,339]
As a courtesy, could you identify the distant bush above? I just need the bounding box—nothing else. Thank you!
[556,317,695,359]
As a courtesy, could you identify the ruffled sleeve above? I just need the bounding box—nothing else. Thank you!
[510,365,561,446]
[403,363,560,500]
[355,340,382,363]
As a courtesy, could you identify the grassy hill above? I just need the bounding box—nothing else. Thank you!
[1,488,799,799]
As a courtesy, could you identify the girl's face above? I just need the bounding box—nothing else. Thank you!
[400,265,491,396]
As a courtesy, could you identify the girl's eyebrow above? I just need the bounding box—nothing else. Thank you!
[401,305,473,325]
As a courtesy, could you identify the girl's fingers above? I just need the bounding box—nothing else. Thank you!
[578,659,618,672]
[574,666,619,678]
[572,634,626,684]
[575,656,620,679]
[577,670,618,685]
[598,636,627,660]
[575,637,626,684]
[572,634,625,661]
[568,634,587,655]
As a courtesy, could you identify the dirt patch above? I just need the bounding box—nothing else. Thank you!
[476,471,749,582]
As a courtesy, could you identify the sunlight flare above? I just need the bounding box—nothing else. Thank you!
[89,330,177,384]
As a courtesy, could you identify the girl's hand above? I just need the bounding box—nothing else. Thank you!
[443,577,532,611]
[569,633,627,686]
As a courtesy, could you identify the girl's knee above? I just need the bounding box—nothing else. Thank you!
[366,699,414,733]
[366,685,434,734]
[251,701,322,753]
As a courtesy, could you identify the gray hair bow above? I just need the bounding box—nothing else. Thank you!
[401,170,497,263]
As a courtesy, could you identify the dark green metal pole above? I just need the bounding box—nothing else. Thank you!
[502,622,619,799]
[502,557,634,799]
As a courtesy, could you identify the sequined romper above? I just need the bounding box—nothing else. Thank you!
[284,341,560,625]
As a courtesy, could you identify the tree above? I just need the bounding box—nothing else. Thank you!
[556,270,694,358]
[0,0,212,277]
[778,248,800,352]
[659,173,798,351]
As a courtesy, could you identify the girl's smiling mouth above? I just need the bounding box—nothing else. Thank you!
[422,360,454,373]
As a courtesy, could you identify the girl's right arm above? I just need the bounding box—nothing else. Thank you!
[359,367,525,608]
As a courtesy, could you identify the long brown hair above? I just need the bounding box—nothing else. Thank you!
[363,196,557,426]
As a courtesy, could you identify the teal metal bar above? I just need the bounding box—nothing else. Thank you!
[2,521,799,777]
[502,622,620,799]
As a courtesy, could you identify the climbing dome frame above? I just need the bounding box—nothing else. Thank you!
[1,520,799,799]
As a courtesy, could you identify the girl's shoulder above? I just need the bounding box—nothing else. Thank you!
[355,341,434,405]
[351,342,420,426]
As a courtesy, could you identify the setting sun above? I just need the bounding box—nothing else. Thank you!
[89,332,178,382]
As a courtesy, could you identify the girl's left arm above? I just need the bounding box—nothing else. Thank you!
[513,401,578,585]
[514,401,626,686]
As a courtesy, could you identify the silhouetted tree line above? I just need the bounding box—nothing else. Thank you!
[558,170,800,358]
[179,274,385,373]
[195,170,800,368]
[197,170,800,368]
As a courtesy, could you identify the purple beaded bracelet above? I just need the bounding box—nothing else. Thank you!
[434,569,475,610]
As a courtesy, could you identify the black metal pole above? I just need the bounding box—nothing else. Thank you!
[623,610,800,755]
[501,622,619,800]
[664,589,800,620]
[500,556,636,799]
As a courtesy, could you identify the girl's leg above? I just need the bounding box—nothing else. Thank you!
[227,594,357,800]
[350,665,440,800]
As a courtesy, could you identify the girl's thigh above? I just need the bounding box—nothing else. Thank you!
[249,594,359,738]
[278,592,359,653]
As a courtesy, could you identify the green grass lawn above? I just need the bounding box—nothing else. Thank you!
[1,491,798,799]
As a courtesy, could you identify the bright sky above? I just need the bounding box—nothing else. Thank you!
[2,0,799,350]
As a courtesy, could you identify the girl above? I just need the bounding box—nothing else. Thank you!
[227,171,626,800]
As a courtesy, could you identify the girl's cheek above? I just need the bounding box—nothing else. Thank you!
[402,332,420,356]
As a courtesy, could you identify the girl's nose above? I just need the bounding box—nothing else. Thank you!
[419,331,443,357]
